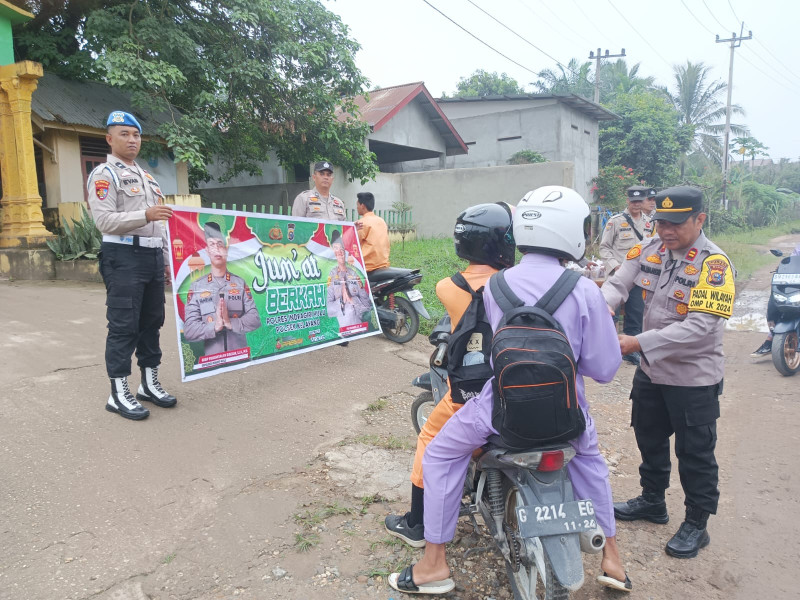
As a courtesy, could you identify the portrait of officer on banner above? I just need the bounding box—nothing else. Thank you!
[183,221,262,363]
[326,229,371,335]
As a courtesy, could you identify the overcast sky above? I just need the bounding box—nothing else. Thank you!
[323,0,800,161]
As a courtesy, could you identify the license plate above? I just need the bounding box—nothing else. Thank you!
[516,500,597,537]
[773,273,800,285]
[406,289,423,301]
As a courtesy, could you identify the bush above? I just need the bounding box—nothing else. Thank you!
[590,165,642,209]
[507,150,547,165]
[46,204,102,260]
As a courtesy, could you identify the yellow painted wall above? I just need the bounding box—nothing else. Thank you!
[175,161,189,195]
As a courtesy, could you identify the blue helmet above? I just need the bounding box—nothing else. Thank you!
[106,111,142,133]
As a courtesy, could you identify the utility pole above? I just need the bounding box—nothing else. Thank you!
[716,24,752,210]
[588,48,626,104]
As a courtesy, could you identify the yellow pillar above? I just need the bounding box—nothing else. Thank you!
[0,60,52,248]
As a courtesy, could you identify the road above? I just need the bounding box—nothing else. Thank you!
[1,236,798,600]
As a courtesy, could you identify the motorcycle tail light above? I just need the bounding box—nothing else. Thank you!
[410,275,422,286]
[537,451,565,472]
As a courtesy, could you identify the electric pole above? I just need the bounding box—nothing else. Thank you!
[716,24,752,210]
[588,48,626,104]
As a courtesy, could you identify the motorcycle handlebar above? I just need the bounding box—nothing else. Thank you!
[433,343,448,367]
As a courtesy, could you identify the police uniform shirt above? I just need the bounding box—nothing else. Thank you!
[357,211,391,271]
[87,154,168,256]
[292,187,346,221]
[183,271,262,354]
[601,232,735,386]
[598,209,654,272]
[326,265,371,327]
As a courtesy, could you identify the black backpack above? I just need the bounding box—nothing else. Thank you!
[488,268,585,450]
[446,273,495,404]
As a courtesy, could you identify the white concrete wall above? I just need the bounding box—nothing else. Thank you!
[195,150,289,188]
[41,130,83,207]
[369,100,446,153]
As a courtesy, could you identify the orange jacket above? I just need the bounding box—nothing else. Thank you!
[357,211,390,271]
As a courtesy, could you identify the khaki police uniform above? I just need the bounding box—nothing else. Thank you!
[184,271,261,355]
[88,154,168,378]
[599,210,654,272]
[602,231,735,515]
[292,187,346,221]
[326,265,371,331]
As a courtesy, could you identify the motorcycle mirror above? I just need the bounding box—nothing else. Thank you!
[770,249,784,257]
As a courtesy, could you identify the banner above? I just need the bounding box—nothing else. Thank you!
[167,206,381,381]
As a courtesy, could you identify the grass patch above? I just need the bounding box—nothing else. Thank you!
[365,398,388,412]
[294,532,320,552]
[162,552,177,564]
[352,433,414,451]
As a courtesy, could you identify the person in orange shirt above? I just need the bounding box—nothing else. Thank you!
[384,202,515,547]
[355,192,390,272]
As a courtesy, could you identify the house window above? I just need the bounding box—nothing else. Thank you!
[584,130,591,135]
[571,125,578,131]
[293,163,310,182]
[497,136,522,142]
[80,136,110,201]
[465,141,477,146]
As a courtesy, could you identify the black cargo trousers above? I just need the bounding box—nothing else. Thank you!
[98,242,165,378]
[630,368,721,515]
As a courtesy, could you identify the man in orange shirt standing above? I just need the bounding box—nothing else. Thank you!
[383,203,515,547]
[355,192,390,272]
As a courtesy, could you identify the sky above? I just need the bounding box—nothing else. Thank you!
[322,0,800,161]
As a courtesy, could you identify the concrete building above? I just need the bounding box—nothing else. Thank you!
[404,95,617,200]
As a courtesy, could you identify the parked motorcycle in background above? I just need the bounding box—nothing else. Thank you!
[367,267,429,343]
[769,249,800,376]
[411,319,605,600]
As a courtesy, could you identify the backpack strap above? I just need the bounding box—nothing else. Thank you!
[534,269,582,316]
[488,269,524,314]
[451,272,484,297]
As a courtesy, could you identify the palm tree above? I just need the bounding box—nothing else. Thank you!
[663,61,745,174]
[597,59,655,104]
[532,58,594,99]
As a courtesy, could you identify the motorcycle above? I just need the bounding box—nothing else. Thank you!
[411,317,605,600]
[768,249,800,376]
[367,267,430,343]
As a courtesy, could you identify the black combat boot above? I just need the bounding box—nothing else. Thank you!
[106,377,150,420]
[665,506,710,558]
[136,366,177,408]
[613,491,669,523]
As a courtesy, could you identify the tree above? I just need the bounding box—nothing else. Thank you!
[599,90,690,186]
[507,150,547,165]
[444,69,526,98]
[14,0,378,185]
[662,61,746,173]
[532,58,593,99]
[596,59,655,104]
[732,136,769,171]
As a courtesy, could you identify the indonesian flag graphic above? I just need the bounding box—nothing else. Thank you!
[304,223,366,276]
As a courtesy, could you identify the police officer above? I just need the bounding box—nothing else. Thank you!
[355,192,390,272]
[644,187,658,218]
[602,185,735,559]
[599,185,655,364]
[88,110,176,421]
[292,161,346,220]
[326,230,371,332]
[183,222,262,356]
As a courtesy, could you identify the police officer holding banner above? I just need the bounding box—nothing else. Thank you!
[183,222,262,357]
[601,186,735,559]
[292,161,346,220]
[600,185,655,364]
[87,110,177,421]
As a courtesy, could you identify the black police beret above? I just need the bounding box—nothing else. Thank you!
[314,161,333,173]
[652,186,704,223]
[626,185,648,200]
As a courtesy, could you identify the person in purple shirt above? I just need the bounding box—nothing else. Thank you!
[388,186,630,595]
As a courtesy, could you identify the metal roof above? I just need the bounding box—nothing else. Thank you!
[436,93,619,121]
[347,82,468,155]
[31,73,174,135]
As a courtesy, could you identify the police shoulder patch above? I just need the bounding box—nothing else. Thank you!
[687,253,735,319]
[95,180,110,200]
[626,244,642,260]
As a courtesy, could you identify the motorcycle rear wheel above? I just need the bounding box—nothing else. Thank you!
[411,392,435,434]
[503,479,569,600]
[382,295,419,344]
[771,330,800,376]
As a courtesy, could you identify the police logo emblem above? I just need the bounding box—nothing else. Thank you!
[207,316,213,323]
[646,254,662,264]
[662,197,674,208]
[674,289,685,300]
[676,303,689,315]
[626,245,642,260]
[111,112,125,123]
[200,291,212,298]
[641,278,651,286]
[684,265,699,275]
[705,258,729,287]
[130,187,141,193]
[95,180,110,200]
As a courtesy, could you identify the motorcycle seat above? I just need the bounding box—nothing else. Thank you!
[368,267,419,283]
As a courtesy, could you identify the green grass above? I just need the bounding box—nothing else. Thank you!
[351,433,414,451]
[365,398,388,412]
[294,532,320,552]
[713,220,800,280]
[161,552,177,564]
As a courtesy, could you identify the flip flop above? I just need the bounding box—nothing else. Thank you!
[388,565,455,595]
[597,571,633,592]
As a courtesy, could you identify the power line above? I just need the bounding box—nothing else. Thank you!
[726,0,741,24]
[569,0,610,44]
[753,37,800,83]
[736,49,800,94]
[680,0,715,35]
[701,0,733,32]
[605,0,672,68]
[420,0,539,76]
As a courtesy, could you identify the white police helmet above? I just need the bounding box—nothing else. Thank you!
[512,186,590,261]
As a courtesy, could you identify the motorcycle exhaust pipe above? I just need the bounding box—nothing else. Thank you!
[579,525,606,554]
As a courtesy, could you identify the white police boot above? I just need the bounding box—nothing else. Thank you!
[136,366,177,408]
[107,377,150,420]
